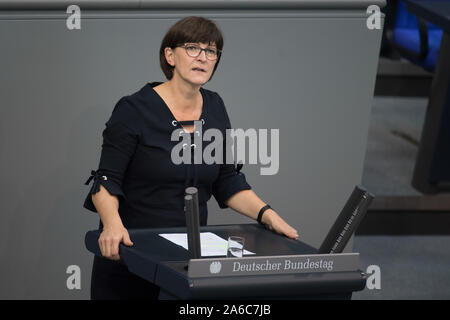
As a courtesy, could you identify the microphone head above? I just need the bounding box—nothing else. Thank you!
[185,187,198,196]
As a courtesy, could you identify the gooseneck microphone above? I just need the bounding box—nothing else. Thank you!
[184,187,201,259]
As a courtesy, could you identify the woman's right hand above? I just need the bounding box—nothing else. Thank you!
[98,224,134,261]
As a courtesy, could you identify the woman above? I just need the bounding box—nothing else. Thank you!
[84,16,298,300]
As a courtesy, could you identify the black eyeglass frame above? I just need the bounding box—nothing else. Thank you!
[177,43,222,60]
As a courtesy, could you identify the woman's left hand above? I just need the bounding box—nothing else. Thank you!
[262,209,299,240]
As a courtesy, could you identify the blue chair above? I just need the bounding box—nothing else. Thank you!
[386,0,443,72]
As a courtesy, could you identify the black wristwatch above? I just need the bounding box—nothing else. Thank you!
[257,204,272,225]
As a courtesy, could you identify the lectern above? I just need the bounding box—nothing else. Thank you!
[85,224,367,299]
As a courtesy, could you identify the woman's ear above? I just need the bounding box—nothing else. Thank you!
[164,47,175,67]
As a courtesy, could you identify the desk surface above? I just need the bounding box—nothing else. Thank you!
[86,224,317,261]
[85,224,366,299]
[405,0,450,33]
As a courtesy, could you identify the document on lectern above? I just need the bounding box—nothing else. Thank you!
[159,232,255,257]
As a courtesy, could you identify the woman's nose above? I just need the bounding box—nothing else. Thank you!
[197,50,207,61]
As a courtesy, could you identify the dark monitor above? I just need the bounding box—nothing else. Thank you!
[318,185,374,254]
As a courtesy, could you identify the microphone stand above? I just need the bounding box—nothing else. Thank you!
[184,187,201,263]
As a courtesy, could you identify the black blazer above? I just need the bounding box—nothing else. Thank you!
[83,82,251,229]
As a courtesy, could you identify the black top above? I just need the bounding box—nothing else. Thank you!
[83,82,251,229]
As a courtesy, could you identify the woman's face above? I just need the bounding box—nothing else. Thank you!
[166,42,218,86]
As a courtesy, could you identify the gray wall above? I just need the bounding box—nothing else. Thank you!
[0,1,384,299]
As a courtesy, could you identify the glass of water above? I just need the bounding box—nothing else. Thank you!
[227,236,245,258]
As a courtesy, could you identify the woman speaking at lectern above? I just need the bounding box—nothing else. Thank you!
[83,16,298,300]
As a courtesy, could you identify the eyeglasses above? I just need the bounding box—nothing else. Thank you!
[178,43,221,61]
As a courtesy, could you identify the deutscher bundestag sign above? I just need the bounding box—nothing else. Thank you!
[187,253,360,278]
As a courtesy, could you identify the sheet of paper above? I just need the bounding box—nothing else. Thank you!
[159,232,255,257]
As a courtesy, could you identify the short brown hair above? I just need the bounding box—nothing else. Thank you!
[159,16,224,80]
